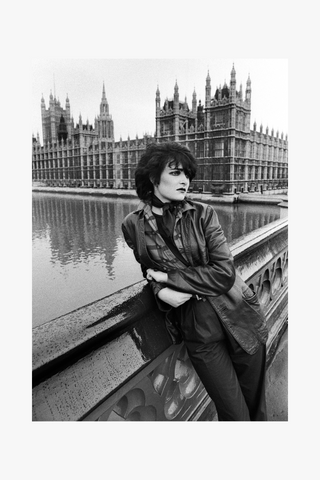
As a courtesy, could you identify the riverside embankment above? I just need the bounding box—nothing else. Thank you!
[32,184,288,206]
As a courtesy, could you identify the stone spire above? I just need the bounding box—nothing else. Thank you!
[205,71,211,107]
[230,63,236,102]
[100,82,109,115]
[192,88,197,113]
[174,80,179,112]
[245,74,251,105]
[156,85,160,109]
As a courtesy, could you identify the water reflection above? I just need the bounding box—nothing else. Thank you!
[213,203,280,242]
[33,194,138,271]
[32,193,141,327]
[32,193,282,327]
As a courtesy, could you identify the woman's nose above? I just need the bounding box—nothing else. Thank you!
[180,173,188,184]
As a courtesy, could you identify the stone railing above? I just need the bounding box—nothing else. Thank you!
[32,217,288,421]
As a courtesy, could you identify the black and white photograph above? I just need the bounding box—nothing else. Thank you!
[31,58,288,422]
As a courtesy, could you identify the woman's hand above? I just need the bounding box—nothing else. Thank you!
[157,287,192,308]
[146,268,168,283]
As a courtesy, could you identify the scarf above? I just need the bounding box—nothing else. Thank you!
[151,194,183,238]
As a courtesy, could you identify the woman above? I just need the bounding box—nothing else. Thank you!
[122,141,268,421]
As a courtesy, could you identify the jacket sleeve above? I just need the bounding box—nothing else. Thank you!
[166,206,235,296]
[121,221,171,313]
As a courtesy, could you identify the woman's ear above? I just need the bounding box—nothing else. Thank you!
[149,175,157,187]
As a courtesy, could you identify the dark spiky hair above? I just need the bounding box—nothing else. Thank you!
[135,141,197,201]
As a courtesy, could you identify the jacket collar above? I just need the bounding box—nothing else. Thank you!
[135,198,196,217]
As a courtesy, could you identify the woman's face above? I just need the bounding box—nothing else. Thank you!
[153,161,190,203]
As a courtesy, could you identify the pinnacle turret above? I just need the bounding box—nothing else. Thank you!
[245,74,252,105]
[102,82,107,100]
[205,70,211,107]
[100,82,109,115]
[231,63,236,79]
[174,80,179,109]
[230,64,236,101]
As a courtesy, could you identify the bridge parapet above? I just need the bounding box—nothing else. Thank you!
[32,218,288,421]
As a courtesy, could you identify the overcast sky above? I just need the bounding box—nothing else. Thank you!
[31,58,288,142]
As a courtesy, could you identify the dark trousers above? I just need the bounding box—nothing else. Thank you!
[177,298,267,421]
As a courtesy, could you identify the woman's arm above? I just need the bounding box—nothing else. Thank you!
[122,222,162,285]
[155,206,235,297]
[122,222,191,309]
[157,288,192,308]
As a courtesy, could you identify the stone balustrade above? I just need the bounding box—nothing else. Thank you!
[32,217,288,421]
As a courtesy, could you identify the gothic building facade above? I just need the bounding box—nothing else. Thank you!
[32,65,288,194]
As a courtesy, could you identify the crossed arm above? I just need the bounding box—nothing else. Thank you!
[122,206,235,309]
[145,207,235,306]
[146,269,192,308]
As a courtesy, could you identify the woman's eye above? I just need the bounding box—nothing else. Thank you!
[169,169,190,178]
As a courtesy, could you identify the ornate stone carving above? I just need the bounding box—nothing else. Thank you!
[95,345,209,421]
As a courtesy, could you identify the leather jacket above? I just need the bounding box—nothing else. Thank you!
[122,200,268,354]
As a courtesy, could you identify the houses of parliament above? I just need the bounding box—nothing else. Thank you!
[32,65,288,195]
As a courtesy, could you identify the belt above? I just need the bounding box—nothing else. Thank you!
[192,294,206,301]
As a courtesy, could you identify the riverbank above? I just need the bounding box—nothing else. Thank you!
[32,184,288,205]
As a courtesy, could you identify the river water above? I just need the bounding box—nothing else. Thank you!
[32,192,283,327]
